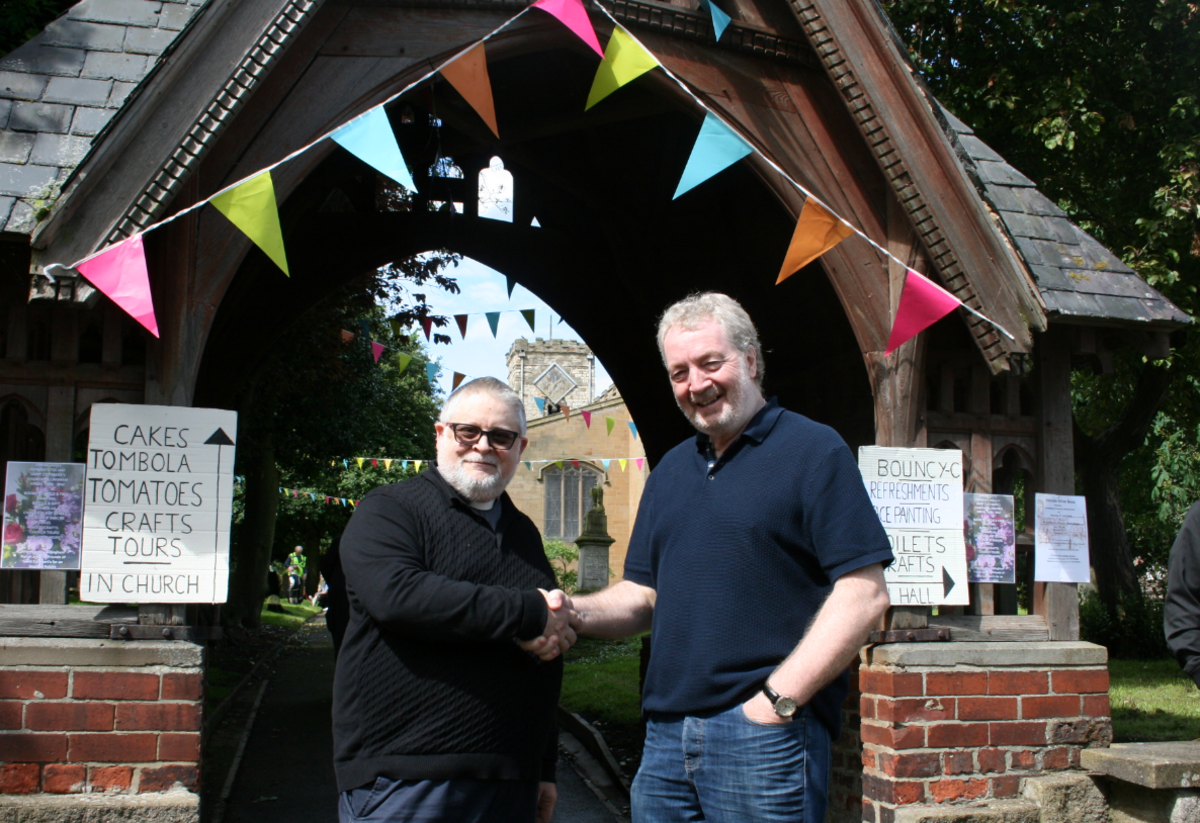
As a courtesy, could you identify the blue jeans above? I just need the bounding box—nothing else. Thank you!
[631,703,831,823]
[338,776,538,822]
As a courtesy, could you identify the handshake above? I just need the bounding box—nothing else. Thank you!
[519,588,582,661]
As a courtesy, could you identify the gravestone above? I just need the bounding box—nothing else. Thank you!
[576,485,614,592]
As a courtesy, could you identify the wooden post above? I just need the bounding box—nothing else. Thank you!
[968,363,995,615]
[1035,327,1080,641]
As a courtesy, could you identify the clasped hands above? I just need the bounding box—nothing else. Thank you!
[518,589,580,661]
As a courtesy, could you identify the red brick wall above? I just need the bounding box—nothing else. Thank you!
[855,655,1112,823]
[828,661,865,823]
[0,641,203,798]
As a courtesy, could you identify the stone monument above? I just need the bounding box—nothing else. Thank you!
[576,485,615,592]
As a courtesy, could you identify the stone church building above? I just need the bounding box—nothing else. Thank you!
[502,337,647,583]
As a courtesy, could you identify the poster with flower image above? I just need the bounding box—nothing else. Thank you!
[3,462,87,570]
[964,493,1016,584]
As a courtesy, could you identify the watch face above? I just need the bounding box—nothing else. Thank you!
[775,696,798,718]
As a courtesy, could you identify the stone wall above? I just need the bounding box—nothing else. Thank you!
[506,337,596,422]
[0,637,202,815]
[854,642,1112,823]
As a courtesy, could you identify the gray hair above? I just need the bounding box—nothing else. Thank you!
[439,376,527,435]
[656,292,765,388]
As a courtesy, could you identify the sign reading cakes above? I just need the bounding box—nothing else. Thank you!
[858,446,968,606]
[81,404,237,603]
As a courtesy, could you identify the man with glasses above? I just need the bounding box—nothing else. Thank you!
[333,377,574,823]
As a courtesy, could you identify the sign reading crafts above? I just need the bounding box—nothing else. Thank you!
[81,404,237,603]
[859,446,968,607]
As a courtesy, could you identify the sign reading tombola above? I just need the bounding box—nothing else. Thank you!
[80,404,237,604]
[858,446,968,607]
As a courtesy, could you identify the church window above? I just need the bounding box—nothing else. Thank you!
[543,464,601,542]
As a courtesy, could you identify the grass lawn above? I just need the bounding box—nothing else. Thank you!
[1109,658,1200,742]
[259,600,321,629]
[560,635,645,775]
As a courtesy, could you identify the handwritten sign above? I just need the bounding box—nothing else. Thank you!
[859,446,968,606]
[1034,493,1090,583]
[965,493,1016,584]
[80,404,237,603]
[3,462,86,570]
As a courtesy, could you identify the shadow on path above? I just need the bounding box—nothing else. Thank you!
[215,618,622,823]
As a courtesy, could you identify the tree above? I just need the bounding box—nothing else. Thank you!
[0,0,73,57]
[882,0,1200,605]
[224,246,460,632]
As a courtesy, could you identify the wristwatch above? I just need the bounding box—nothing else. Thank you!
[761,683,798,719]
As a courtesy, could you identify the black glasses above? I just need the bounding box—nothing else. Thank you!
[445,423,521,450]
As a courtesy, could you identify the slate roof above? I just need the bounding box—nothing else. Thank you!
[0,0,204,234]
[938,108,1191,330]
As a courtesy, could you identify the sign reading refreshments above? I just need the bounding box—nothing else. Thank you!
[858,446,968,606]
[80,404,237,604]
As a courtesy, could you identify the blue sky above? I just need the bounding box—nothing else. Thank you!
[409,254,614,397]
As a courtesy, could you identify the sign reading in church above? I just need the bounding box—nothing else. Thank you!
[858,446,968,606]
[80,404,237,604]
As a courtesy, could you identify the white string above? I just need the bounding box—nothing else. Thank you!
[57,0,1014,344]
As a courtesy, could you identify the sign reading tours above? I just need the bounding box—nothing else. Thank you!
[859,446,968,606]
[81,404,237,604]
[3,462,86,570]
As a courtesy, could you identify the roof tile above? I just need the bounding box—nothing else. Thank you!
[0,162,58,197]
[0,195,14,226]
[1014,187,1067,218]
[124,26,175,55]
[982,185,1024,213]
[999,210,1053,240]
[81,51,150,82]
[958,134,1003,163]
[0,43,86,78]
[976,160,1035,187]
[68,0,164,28]
[30,132,91,167]
[4,198,36,232]
[8,102,73,134]
[0,71,49,101]
[0,100,10,129]
[1028,264,1073,291]
[42,76,112,107]
[0,131,35,164]
[69,106,114,136]
[41,18,127,52]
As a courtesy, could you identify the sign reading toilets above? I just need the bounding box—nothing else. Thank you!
[80,404,237,603]
[858,446,968,606]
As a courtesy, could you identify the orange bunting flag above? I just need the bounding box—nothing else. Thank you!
[455,314,469,339]
[341,329,355,342]
[440,43,499,137]
[561,403,570,422]
[776,199,854,284]
[453,372,466,390]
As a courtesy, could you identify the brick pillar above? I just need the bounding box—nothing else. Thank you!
[828,659,865,823]
[856,642,1112,823]
[0,638,203,820]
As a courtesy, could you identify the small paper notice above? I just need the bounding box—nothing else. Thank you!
[964,493,1016,584]
[1034,493,1090,583]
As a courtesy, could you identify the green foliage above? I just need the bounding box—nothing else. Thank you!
[0,0,72,57]
[560,636,644,727]
[1079,587,1169,660]
[543,539,578,594]
[1109,658,1200,742]
[258,599,321,629]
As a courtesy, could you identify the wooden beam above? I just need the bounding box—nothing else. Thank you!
[0,605,137,638]
[928,614,1048,642]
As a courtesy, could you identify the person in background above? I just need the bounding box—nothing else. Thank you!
[1165,500,1200,689]
[286,545,307,597]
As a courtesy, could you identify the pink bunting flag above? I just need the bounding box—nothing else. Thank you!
[636,458,644,471]
[371,341,385,363]
[371,459,378,467]
[581,410,592,428]
[885,269,962,355]
[532,0,605,57]
[75,235,159,338]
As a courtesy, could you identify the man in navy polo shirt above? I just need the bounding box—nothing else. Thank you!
[569,292,893,823]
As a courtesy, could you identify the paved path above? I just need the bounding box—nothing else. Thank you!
[219,619,622,823]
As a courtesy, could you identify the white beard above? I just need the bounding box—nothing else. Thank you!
[440,456,509,502]
[680,367,755,441]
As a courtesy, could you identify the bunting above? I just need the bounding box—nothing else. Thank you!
[210,172,289,275]
[371,341,385,363]
[586,26,658,110]
[75,234,159,338]
[885,270,963,355]
[521,309,536,331]
[561,403,570,422]
[453,371,466,390]
[535,397,546,413]
[395,352,413,374]
[330,105,417,192]
[486,311,501,337]
[628,421,638,440]
[532,0,605,57]
[506,276,517,297]
[581,410,592,428]
[440,43,500,137]
[674,112,753,199]
[426,362,439,385]
[421,318,433,340]
[698,0,731,40]
[776,199,855,284]
[455,314,469,338]
[606,416,615,435]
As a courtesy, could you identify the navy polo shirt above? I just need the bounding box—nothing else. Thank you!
[623,398,893,738]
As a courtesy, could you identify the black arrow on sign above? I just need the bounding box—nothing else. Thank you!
[206,429,236,557]
[943,566,957,598]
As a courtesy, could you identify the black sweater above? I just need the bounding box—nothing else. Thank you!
[1166,500,1200,689]
[332,469,561,792]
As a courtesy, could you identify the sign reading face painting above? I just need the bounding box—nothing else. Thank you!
[858,446,968,607]
[80,404,237,604]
